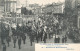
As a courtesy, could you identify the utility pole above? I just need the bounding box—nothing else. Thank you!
[16,0,17,25]
[4,0,6,17]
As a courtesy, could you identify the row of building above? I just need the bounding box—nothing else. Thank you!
[28,2,64,15]
[0,0,64,16]
[0,0,80,29]
[0,0,17,13]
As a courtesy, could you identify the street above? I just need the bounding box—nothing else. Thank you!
[0,29,73,51]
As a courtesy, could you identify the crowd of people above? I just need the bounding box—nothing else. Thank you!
[1,16,68,51]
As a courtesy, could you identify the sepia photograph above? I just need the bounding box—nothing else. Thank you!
[0,0,80,51]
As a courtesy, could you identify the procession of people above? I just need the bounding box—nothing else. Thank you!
[0,15,68,51]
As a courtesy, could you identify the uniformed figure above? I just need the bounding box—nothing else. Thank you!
[64,35,67,43]
[1,28,6,44]
[6,36,11,47]
[18,36,22,49]
[5,29,9,38]
[22,35,26,44]
[12,28,17,36]
[36,28,41,43]
[49,28,52,39]
[36,31,39,43]
[16,24,20,30]
[43,31,47,43]
[62,36,65,43]
[23,26,27,33]
[58,37,60,43]
[40,28,43,41]
[29,34,33,46]
[13,36,17,48]
[3,43,6,51]
[25,26,28,33]
[54,38,57,43]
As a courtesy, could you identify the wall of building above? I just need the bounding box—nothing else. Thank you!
[34,7,42,15]
[53,4,64,14]
[42,3,64,14]
[29,4,41,15]
[4,0,17,13]
[42,6,53,14]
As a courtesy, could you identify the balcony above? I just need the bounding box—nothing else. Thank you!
[5,1,17,3]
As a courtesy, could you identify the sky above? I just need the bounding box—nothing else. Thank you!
[19,0,65,5]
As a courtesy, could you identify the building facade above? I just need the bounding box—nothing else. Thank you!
[4,0,17,13]
[42,2,64,15]
[29,4,42,15]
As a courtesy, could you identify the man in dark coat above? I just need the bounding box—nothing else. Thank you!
[22,35,26,44]
[43,31,47,43]
[36,32,39,43]
[29,34,33,46]
[40,29,43,41]
[39,27,44,41]
[13,36,17,48]
[18,36,21,49]
[64,35,67,43]
[58,37,60,43]
[1,28,6,44]
[54,37,57,43]
[6,36,11,47]
[62,36,65,43]
[3,43,6,51]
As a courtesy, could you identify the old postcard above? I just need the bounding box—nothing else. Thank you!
[0,0,80,51]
